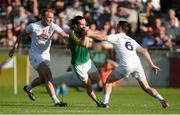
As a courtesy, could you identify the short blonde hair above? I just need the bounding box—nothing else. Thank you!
[41,9,55,16]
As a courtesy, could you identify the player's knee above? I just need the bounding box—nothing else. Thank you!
[89,76,99,84]
[106,74,118,83]
[43,73,53,82]
[89,72,100,83]
[85,84,93,93]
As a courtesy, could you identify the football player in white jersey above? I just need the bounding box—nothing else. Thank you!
[9,9,69,107]
[88,20,169,108]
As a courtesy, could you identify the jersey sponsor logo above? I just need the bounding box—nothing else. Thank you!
[38,33,48,41]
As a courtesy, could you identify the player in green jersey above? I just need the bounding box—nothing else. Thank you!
[68,16,103,107]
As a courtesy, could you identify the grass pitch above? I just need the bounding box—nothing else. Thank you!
[0,86,180,114]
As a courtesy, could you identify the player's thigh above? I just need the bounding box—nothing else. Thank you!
[37,61,53,81]
[72,64,89,84]
[106,66,126,83]
[132,65,146,81]
[29,54,42,70]
[88,61,100,83]
[89,71,100,84]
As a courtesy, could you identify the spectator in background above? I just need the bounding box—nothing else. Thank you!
[141,17,162,35]
[102,21,112,35]
[15,21,31,48]
[12,0,21,18]
[65,0,83,20]
[166,18,180,48]
[0,5,13,24]
[13,6,29,31]
[111,5,131,28]
[52,11,70,46]
[141,17,163,47]
[96,6,111,30]
[144,0,161,24]
[54,0,66,13]
[55,11,70,33]
[89,0,104,23]
[0,29,17,46]
[6,22,14,30]
[0,5,13,39]
[167,18,180,40]
[109,0,119,27]
[154,26,171,49]
[22,0,39,17]
[14,21,26,36]
[165,9,179,29]
[150,0,161,15]
[126,0,142,34]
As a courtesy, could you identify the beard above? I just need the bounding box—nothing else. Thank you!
[46,21,52,26]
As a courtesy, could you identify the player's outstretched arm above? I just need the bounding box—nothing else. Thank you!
[136,47,160,74]
[87,29,107,41]
[59,31,69,39]
[9,31,28,57]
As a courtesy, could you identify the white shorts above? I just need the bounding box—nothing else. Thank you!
[112,64,146,81]
[71,59,99,83]
[29,51,50,70]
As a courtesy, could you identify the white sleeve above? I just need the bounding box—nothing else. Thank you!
[25,24,33,33]
[107,34,118,44]
[53,24,63,33]
[133,40,141,49]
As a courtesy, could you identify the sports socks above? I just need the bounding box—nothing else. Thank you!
[51,95,60,105]
[103,94,110,104]
[155,94,164,103]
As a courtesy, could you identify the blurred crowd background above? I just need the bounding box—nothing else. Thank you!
[0,0,180,51]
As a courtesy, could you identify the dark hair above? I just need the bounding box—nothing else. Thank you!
[117,20,130,33]
[69,16,85,29]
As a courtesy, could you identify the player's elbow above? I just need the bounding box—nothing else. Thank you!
[143,48,148,52]
[137,47,149,55]
[140,47,148,53]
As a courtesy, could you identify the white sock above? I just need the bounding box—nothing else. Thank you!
[155,94,164,103]
[51,95,60,105]
[103,94,110,104]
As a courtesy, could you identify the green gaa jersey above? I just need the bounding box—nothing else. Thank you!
[68,30,90,66]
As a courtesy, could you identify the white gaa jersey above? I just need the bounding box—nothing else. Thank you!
[25,21,63,59]
[107,33,141,66]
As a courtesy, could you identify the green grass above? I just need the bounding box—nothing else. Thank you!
[0,86,180,114]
